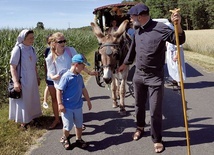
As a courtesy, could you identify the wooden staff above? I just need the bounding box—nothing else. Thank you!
[169,8,191,155]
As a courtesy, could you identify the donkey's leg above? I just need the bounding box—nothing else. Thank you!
[111,76,118,108]
[119,78,126,107]
[115,74,120,99]
[118,67,129,115]
[119,78,127,116]
[119,67,129,108]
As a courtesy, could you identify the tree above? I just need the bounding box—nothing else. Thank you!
[205,0,214,28]
[36,22,44,29]
[190,0,209,29]
[178,0,192,30]
[145,0,165,19]
[121,0,214,30]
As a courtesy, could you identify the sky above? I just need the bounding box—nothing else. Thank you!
[0,0,123,29]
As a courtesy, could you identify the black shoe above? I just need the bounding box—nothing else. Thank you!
[76,139,88,149]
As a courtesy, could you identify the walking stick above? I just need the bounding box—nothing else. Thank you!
[169,8,191,155]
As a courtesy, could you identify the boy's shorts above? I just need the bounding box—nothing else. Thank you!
[61,108,83,131]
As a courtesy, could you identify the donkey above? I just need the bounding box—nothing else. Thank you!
[91,20,131,115]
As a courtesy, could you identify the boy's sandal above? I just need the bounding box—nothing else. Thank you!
[154,142,165,153]
[76,139,88,149]
[61,136,70,150]
[132,127,144,141]
[60,136,66,143]
[60,135,73,143]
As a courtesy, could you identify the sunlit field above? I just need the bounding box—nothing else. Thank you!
[183,29,214,57]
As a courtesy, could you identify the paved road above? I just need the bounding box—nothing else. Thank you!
[28,62,214,155]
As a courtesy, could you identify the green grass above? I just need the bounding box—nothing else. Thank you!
[0,104,46,155]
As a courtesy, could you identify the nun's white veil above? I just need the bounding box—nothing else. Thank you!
[15,29,29,46]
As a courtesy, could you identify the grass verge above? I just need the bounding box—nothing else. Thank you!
[184,50,214,72]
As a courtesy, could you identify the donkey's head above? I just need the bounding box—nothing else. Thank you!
[91,20,129,84]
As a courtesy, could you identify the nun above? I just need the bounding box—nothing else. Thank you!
[9,29,42,129]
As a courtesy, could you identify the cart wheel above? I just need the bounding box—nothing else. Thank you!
[94,51,104,87]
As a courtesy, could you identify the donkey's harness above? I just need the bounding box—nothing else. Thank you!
[98,42,121,69]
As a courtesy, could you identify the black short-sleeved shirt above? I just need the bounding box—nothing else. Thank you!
[124,19,186,72]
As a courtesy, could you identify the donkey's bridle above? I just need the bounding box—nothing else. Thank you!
[100,43,119,48]
[99,43,120,68]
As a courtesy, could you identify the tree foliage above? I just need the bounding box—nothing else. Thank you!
[125,0,214,30]
[35,22,44,29]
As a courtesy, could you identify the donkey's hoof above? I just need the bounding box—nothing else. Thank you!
[112,101,118,108]
[119,107,126,116]
[112,104,118,108]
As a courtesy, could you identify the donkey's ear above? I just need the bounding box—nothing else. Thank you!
[113,20,129,38]
[91,22,105,39]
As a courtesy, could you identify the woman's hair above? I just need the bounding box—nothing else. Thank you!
[49,32,64,43]
[49,32,65,61]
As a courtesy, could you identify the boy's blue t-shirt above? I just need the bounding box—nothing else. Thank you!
[56,70,85,109]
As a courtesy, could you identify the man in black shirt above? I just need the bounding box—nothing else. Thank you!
[118,3,185,153]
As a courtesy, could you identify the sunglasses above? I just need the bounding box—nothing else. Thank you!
[57,40,67,44]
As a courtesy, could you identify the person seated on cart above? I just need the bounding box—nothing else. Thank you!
[107,19,118,34]
[127,22,135,39]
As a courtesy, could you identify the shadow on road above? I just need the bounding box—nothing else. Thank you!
[185,63,203,77]
[185,81,214,89]
[162,84,214,148]
[83,62,214,152]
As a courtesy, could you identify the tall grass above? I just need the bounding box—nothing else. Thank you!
[0,27,98,103]
[183,29,214,57]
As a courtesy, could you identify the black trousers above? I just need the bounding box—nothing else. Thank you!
[133,68,164,143]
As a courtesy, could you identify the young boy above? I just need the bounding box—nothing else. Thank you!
[55,54,92,150]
